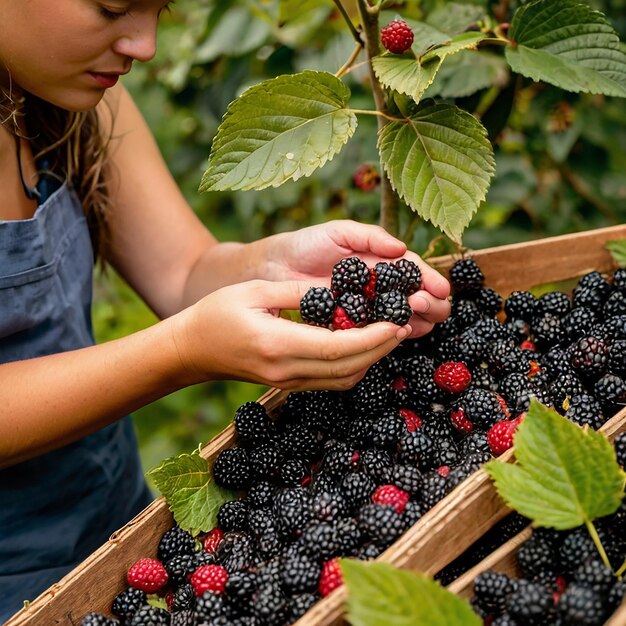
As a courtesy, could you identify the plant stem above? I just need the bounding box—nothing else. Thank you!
[349,108,402,122]
[332,0,363,45]
[585,519,612,570]
[617,559,626,579]
[355,0,400,237]
[336,43,364,78]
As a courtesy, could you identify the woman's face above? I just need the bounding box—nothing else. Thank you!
[0,0,170,111]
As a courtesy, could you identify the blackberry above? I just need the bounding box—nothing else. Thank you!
[450,299,482,331]
[550,372,585,412]
[332,517,362,556]
[300,286,335,326]
[422,407,454,440]
[533,312,566,349]
[456,329,489,366]
[473,570,513,613]
[614,268,626,292]
[395,258,422,295]
[247,507,276,539]
[279,458,309,487]
[280,554,321,593]
[286,593,318,622]
[456,388,506,429]
[215,531,257,573]
[320,444,355,479]
[399,353,436,390]
[357,503,405,547]
[449,258,484,293]
[369,407,406,448]
[600,314,626,340]
[158,526,196,564]
[507,318,532,342]
[608,340,626,378]
[615,432,626,467]
[81,613,119,626]
[536,290,571,318]
[128,606,170,626]
[172,584,196,612]
[432,439,460,468]
[402,500,423,527]
[471,287,503,317]
[498,372,533,408]
[341,472,376,512]
[217,500,249,532]
[345,360,393,413]
[471,364,498,392]
[331,257,370,295]
[248,444,280,479]
[608,579,626,611]
[234,402,274,446]
[276,423,321,464]
[225,571,257,600]
[420,470,450,509]
[505,580,556,624]
[491,614,517,625]
[372,261,401,294]
[557,583,607,626]
[311,490,348,522]
[605,290,626,317]
[195,591,226,621]
[195,552,216,568]
[166,554,198,586]
[300,522,340,560]
[517,532,556,579]
[252,584,287,626]
[459,430,490,457]
[573,557,616,596]
[594,373,626,413]
[213,448,252,491]
[372,290,412,326]
[570,336,609,381]
[397,430,433,468]
[562,307,598,342]
[247,481,274,509]
[390,464,422,496]
[573,285,607,313]
[474,318,515,342]
[112,587,146,623]
[559,528,597,574]
[272,487,312,537]
[356,542,384,560]
[565,394,605,430]
[485,340,531,377]
[336,291,370,327]
[579,270,612,293]
[505,290,537,323]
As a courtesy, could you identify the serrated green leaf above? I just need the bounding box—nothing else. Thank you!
[426,3,486,35]
[378,101,495,243]
[147,448,235,536]
[372,33,486,105]
[200,71,357,192]
[606,239,626,267]
[506,0,626,97]
[425,50,509,99]
[411,22,451,57]
[486,400,626,530]
[342,560,481,626]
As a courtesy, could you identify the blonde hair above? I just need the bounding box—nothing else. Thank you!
[1,87,111,262]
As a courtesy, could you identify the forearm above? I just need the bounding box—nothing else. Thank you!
[0,318,192,468]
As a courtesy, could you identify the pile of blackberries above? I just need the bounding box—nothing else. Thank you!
[81,259,626,626]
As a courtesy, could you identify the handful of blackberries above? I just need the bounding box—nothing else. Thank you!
[300,257,422,329]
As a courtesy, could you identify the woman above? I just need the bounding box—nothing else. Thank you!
[0,0,450,619]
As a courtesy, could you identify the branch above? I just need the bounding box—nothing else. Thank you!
[557,163,617,223]
[332,0,362,45]
[355,0,400,237]
[336,43,364,79]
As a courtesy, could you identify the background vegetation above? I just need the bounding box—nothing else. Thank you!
[92,0,626,481]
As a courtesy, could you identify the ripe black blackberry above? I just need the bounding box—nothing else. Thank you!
[516,532,556,580]
[505,580,556,625]
[450,298,482,330]
[157,525,196,564]
[390,464,422,496]
[565,394,605,430]
[80,613,119,626]
[299,286,335,326]
[573,285,607,313]
[172,584,196,612]
[247,507,276,539]
[470,364,498,392]
[225,571,257,600]
[357,542,384,560]
[286,593,318,623]
[397,430,433,468]
[473,570,513,613]
[247,481,274,509]
[372,261,401,294]
[280,554,321,593]
[498,372,533,408]
[357,503,405,547]
[252,584,287,626]
[216,531,257,573]
[128,606,170,626]
[594,373,626,413]
[471,287,503,317]
[432,439,460,469]
[504,290,537,323]
[112,587,146,623]
[473,317,515,343]
[311,490,348,522]
[279,458,308,487]
[600,314,626,340]
[608,579,626,611]
[608,340,626,378]
[398,352,436,390]
[369,407,406,448]
[486,340,532,377]
[559,528,597,574]
[300,521,340,561]
[234,401,274,446]
[459,430,490,457]
[449,258,484,293]
[614,268,626,292]
[456,388,505,429]
[336,291,370,327]
[532,312,566,349]
[195,591,226,622]
[166,553,198,585]
[420,471,450,509]
[330,256,370,295]
[605,290,626,317]
[272,487,312,537]
[248,443,280,479]
[536,290,571,318]
[557,583,607,626]
[213,447,252,491]
[320,443,355,479]
[615,432,626,467]
[345,360,393,413]
[340,472,377,512]
[276,422,322,464]
[550,372,585,412]
[333,517,362,556]
[402,500,423,527]
[395,258,423,295]
[570,336,609,381]
[573,558,616,596]
[562,306,598,341]
[217,500,249,532]
[372,290,412,326]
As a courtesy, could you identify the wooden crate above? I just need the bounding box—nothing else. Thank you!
[7,224,626,626]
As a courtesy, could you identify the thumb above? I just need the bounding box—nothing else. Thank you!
[248,279,314,310]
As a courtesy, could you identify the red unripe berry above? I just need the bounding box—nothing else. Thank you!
[450,407,474,433]
[400,408,423,432]
[363,268,378,300]
[332,306,357,330]
[434,361,472,393]
[127,558,168,593]
[380,19,414,54]
[190,564,229,596]
[520,339,536,351]
[353,163,381,192]
[437,465,451,477]
[487,415,524,456]
[319,558,344,597]
[202,528,224,554]
[372,484,410,513]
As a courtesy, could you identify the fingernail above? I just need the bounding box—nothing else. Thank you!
[396,325,411,341]
[413,295,431,313]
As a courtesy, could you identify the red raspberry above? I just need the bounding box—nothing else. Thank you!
[353,163,381,192]
[372,484,410,513]
[319,558,343,597]
[400,408,422,432]
[437,465,451,477]
[434,362,472,393]
[332,306,356,330]
[190,564,229,596]
[450,407,474,433]
[127,558,168,593]
[202,528,224,554]
[380,19,414,54]
[487,415,524,456]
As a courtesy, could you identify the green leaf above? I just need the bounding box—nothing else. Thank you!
[372,33,486,105]
[425,3,486,35]
[505,0,626,98]
[486,400,626,530]
[146,594,169,610]
[606,239,626,267]
[378,101,495,243]
[277,0,335,46]
[147,447,235,536]
[342,560,481,626]
[200,71,357,192]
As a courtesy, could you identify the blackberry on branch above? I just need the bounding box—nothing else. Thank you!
[380,19,414,54]
[300,287,335,327]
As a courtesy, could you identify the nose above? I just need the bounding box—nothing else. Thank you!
[112,16,158,63]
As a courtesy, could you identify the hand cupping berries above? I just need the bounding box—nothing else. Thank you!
[300,256,422,329]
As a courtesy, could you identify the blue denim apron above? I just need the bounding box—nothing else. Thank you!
[0,181,152,622]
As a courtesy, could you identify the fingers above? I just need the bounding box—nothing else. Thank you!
[246,279,312,310]
[326,220,407,259]
[408,290,451,325]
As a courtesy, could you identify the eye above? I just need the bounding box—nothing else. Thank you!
[99,5,131,20]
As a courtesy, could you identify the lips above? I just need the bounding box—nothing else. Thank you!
[88,70,128,89]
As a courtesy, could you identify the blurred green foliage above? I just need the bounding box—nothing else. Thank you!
[92,0,626,478]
